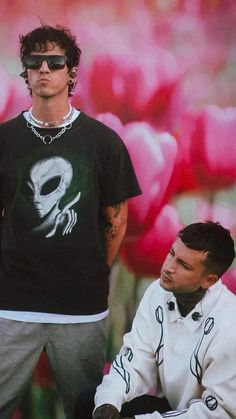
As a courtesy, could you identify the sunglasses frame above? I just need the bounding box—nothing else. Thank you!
[24,55,68,70]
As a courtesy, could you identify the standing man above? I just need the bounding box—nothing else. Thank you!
[0,24,141,418]
[93,221,236,419]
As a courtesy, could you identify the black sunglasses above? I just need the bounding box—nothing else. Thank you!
[24,55,68,70]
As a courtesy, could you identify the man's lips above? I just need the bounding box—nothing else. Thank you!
[161,272,172,282]
[37,77,51,82]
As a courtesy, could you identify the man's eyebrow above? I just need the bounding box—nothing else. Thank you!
[177,257,193,269]
[170,246,193,269]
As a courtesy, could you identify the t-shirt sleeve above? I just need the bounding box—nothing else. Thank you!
[100,135,142,206]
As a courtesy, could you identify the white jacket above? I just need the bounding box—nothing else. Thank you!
[95,279,236,418]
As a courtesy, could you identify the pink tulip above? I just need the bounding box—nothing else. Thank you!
[96,114,178,237]
[123,123,178,237]
[191,105,236,189]
[166,105,236,195]
[88,47,181,127]
[166,110,199,196]
[222,268,236,295]
[120,205,183,278]
[0,66,31,122]
[96,112,124,134]
[33,351,53,387]
[0,67,15,122]
[196,200,236,237]
[103,362,111,375]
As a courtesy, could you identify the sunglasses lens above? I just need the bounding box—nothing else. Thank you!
[24,56,42,69]
[24,55,67,70]
[47,56,67,69]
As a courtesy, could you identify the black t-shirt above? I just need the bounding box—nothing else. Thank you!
[0,111,141,315]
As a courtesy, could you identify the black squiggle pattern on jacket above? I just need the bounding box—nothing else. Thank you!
[113,347,133,393]
[155,305,164,366]
[205,395,218,411]
[190,317,214,384]
[162,409,188,417]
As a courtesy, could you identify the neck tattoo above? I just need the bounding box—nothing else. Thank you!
[174,288,206,317]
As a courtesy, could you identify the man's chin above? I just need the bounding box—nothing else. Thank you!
[160,277,172,291]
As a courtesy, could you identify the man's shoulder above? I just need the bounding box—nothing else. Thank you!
[0,114,22,131]
[220,284,236,313]
[216,281,236,305]
[211,282,236,328]
[79,111,123,143]
[0,115,22,147]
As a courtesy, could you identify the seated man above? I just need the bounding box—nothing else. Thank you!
[93,221,236,419]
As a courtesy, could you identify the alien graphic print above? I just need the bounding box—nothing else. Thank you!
[26,156,81,238]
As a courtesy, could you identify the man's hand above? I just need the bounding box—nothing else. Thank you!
[93,404,120,419]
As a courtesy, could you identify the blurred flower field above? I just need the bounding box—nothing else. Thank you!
[0,1,235,418]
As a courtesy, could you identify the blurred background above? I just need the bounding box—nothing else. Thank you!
[0,0,236,418]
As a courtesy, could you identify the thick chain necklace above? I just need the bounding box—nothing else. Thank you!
[26,121,73,145]
[29,104,74,128]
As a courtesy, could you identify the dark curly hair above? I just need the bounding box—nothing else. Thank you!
[178,221,235,277]
[19,24,81,96]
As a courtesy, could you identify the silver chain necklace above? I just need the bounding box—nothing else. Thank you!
[26,121,73,145]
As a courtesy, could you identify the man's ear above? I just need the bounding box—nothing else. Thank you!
[20,70,29,83]
[68,67,77,78]
[201,274,218,290]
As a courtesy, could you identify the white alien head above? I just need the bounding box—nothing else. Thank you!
[27,157,73,218]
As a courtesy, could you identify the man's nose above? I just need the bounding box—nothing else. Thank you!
[166,258,176,273]
[39,60,50,72]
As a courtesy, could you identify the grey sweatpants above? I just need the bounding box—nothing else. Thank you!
[0,317,107,419]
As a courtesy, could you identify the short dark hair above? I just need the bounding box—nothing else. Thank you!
[178,221,235,277]
[19,23,81,95]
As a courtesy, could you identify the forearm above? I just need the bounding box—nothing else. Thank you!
[106,221,127,267]
[103,201,128,267]
[95,300,158,412]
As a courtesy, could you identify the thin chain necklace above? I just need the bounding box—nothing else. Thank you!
[26,121,73,145]
[29,104,73,128]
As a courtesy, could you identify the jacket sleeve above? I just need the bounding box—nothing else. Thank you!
[94,283,159,411]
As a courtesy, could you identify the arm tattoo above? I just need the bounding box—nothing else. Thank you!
[104,201,125,246]
[110,202,124,218]
[105,224,118,246]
